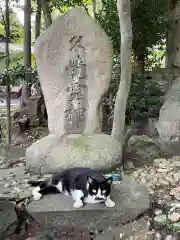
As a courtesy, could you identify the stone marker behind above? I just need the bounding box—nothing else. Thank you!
[26,7,121,173]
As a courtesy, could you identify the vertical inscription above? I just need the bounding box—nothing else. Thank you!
[64,36,87,133]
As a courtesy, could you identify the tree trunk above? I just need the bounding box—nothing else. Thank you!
[24,0,32,84]
[41,0,52,29]
[92,0,96,20]
[165,0,180,89]
[111,0,133,144]
[166,0,178,69]
[5,0,11,145]
[35,0,41,39]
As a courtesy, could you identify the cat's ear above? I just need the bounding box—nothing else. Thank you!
[105,176,113,185]
[87,176,95,185]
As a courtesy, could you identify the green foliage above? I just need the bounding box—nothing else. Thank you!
[96,0,166,124]
[51,0,92,13]
[106,56,164,124]
[9,51,24,67]
[126,74,164,123]
[132,0,167,54]
[146,45,165,71]
[0,63,39,86]
[0,3,24,43]
[96,0,167,57]
[0,23,4,34]
[9,8,24,43]
[96,0,119,53]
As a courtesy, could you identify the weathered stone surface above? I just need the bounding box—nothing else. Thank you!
[26,133,121,174]
[127,135,163,162]
[26,95,41,126]
[0,148,7,157]
[150,68,172,93]
[159,140,180,157]
[35,7,113,135]
[0,166,49,201]
[95,218,151,240]
[26,176,149,230]
[157,93,180,140]
[0,146,25,164]
[0,200,17,239]
[128,135,156,147]
[155,5,180,141]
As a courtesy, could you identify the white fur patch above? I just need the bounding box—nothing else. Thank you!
[56,181,63,192]
[71,189,84,201]
[71,189,104,205]
[71,190,84,209]
[84,194,105,204]
[105,196,115,208]
[96,188,105,199]
[84,188,106,204]
[73,200,84,209]
[56,181,69,196]
[32,187,42,201]
[86,182,89,191]
[102,190,106,194]
[63,190,70,196]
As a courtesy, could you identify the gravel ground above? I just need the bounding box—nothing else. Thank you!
[0,154,180,239]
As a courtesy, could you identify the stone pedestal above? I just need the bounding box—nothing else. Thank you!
[26,133,122,174]
[26,7,120,174]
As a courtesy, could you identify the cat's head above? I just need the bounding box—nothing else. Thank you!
[86,176,113,200]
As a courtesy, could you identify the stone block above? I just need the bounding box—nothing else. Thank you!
[26,133,122,174]
[35,7,113,135]
[0,200,17,239]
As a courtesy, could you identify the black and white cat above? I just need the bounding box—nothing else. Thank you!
[28,167,115,209]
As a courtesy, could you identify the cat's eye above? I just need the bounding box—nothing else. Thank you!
[102,190,106,194]
[92,189,97,193]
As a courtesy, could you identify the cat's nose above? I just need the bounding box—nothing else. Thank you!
[95,197,103,200]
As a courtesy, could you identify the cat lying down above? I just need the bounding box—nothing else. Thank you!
[28,167,115,209]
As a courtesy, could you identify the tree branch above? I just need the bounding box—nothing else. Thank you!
[0,6,6,27]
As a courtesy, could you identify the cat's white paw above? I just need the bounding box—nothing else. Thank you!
[33,192,42,201]
[32,187,42,201]
[105,198,115,208]
[73,200,84,209]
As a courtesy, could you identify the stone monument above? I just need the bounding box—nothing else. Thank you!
[25,8,149,228]
[26,7,122,174]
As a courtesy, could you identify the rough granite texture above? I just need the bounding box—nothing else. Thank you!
[26,176,150,230]
[157,5,180,140]
[34,7,113,135]
[26,133,122,174]
[0,201,17,239]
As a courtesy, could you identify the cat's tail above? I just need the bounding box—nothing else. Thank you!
[28,180,43,186]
